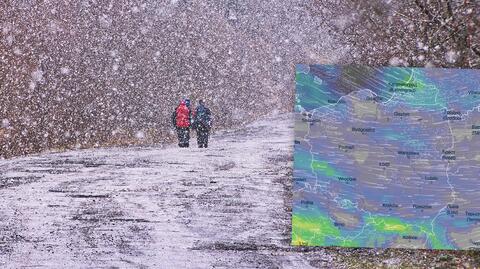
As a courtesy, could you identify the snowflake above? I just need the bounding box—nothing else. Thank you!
[31,69,44,82]
[445,50,458,63]
[388,57,401,66]
[1,119,10,128]
[60,67,70,75]
[135,131,145,139]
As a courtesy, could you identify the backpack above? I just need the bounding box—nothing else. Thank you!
[195,105,211,129]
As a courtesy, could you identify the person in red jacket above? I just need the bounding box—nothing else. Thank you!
[171,99,192,147]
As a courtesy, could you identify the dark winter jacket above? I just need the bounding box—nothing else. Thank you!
[193,104,212,130]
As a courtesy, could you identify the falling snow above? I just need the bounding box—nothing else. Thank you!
[0,1,479,268]
[445,50,459,63]
[388,57,402,66]
[0,0,479,159]
[1,119,9,128]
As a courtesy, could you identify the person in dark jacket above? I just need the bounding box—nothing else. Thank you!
[192,100,212,148]
[171,100,192,147]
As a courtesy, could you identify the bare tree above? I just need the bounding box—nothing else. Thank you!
[312,0,480,67]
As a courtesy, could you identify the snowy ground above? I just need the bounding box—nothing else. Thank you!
[0,113,333,268]
[0,114,478,268]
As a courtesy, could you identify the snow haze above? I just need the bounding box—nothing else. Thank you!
[1,0,479,158]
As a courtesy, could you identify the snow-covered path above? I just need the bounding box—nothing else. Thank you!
[0,114,335,268]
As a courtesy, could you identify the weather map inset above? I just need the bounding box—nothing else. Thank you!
[292,65,480,250]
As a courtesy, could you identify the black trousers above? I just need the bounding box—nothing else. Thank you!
[196,127,209,148]
[176,127,190,147]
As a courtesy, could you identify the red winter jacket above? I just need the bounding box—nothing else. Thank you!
[175,102,191,128]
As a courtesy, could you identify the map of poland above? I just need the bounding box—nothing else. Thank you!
[292,65,480,250]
